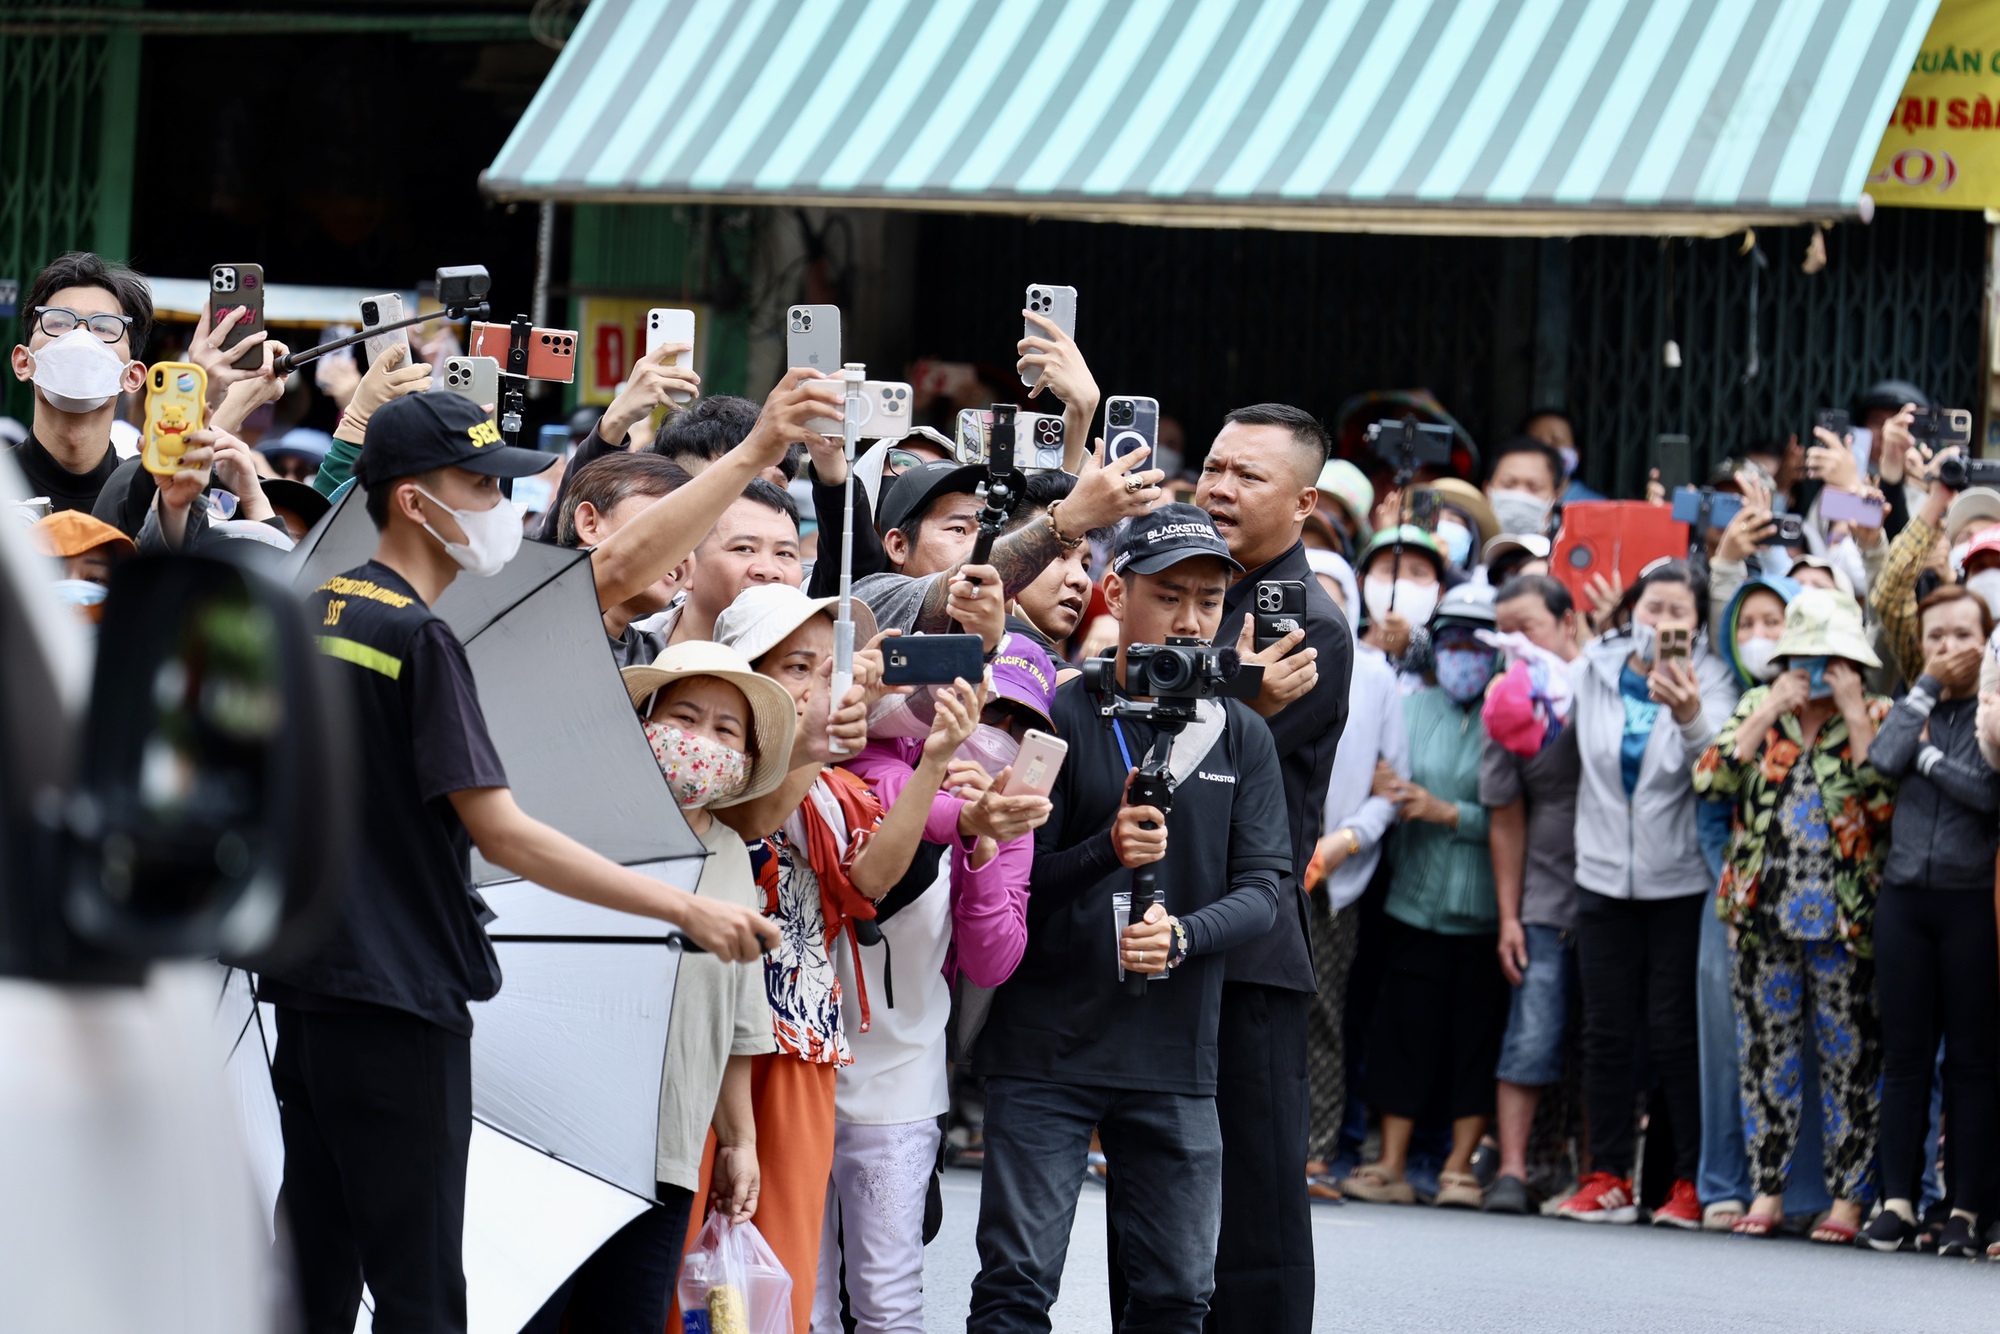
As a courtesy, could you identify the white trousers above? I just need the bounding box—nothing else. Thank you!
[811,1118,941,1334]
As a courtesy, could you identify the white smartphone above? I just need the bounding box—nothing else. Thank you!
[1002,729,1068,797]
[645,307,697,404]
[808,380,912,439]
[361,292,409,368]
[787,304,841,371]
[1022,284,1077,389]
[439,355,499,408]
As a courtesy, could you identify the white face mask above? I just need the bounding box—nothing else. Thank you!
[1488,488,1551,537]
[1950,540,1972,575]
[1630,621,1657,666]
[957,723,1021,779]
[412,484,522,577]
[30,327,131,414]
[1737,636,1782,682]
[1363,575,1439,629]
[1967,568,2000,620]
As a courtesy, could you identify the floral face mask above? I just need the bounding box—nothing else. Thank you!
[643,721,750,808]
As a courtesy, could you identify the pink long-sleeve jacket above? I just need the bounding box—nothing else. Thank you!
[840,740,1033,987]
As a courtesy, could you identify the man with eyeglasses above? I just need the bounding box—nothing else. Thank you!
[6,252,153,513]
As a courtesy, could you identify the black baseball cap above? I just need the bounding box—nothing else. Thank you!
[1112,502,1243,576]
[876,458,985,536]
[353,393,556,488]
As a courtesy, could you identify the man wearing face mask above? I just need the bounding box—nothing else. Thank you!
[262,393,781,1334]
[1523,410,1601,504]
[1482,437,1566,545]
[6,252,152,513]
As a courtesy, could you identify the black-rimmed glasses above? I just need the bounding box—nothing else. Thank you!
[36,306,133,343]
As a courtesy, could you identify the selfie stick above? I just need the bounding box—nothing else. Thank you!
[828,362,866,757]
[947,404,1020,636]
[271,301,490,376]
[496,315,533,451]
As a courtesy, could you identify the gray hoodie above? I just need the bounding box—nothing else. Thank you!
[1569,629,1738,902]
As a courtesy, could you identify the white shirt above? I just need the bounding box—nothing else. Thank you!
[1320,644,1409,911]
[832,849,953,1125]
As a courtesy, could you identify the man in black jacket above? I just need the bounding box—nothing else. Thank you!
[1190,404,1352,1334]
[970,505,1292,1334]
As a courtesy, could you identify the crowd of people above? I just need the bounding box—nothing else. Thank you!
[9,245,2000,1334]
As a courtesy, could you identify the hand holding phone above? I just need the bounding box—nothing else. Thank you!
[1001,729,1069,798]
[881,634,985,686]
[1021,284,1078,390]
[645,308,697,404]
[209,264,266,371]
[142,363,209,475]
[1105,395,1158,465]
[362,292,411,370]
[787,304,840,371]
[1252,580,1308,652]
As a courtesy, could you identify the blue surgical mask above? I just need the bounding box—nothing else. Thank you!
[1559,447,1580,481]
[1792,655,1832,699]
[1436,519,1473,568]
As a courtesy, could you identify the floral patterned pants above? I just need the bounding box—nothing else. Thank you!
[1731,934,1881,1202]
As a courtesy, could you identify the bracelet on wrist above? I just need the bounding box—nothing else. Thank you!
[1046,500,1084,550]
[1166,917,1191,969]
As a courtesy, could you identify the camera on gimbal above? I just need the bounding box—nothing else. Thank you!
[1081,638,1263,727]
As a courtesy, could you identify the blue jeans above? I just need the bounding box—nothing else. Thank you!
[1496,924,1574,1086]
[1695,799,1832,1214]
[970,1077,1221,1334]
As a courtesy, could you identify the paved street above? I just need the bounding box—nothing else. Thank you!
[922,1168,1999,1333]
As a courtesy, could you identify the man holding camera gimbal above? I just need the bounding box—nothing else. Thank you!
[967,505,1291,1334]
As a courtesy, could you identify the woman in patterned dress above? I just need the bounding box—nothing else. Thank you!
[1695,587,1895,1245]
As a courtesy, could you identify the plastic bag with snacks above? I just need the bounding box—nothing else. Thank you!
[677,1211,793,1334]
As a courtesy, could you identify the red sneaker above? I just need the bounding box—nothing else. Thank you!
[1555,1172,1639,1224]
[1650,1178,1702,1229]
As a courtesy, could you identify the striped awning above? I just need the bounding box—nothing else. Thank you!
[484,0,1942,236]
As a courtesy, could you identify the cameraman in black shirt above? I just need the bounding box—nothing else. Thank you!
[260,394,780,1334]
[969,505,1291,1334]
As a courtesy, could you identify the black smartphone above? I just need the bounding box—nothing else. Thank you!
[881,634,985,686]
[1815,408,1851,440]
[1252,580,1308,652]
[1407,486,1441,529]
[1653,434,1692,494]
[1911,406,1974,451]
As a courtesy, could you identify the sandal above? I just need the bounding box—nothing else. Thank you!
[1811,1217,1859,1245]
[1338,1163,1416,1204]
[1702,1201,1746,1233]
[1731,1211,1781,1238]
[1433,1170,1484,1209]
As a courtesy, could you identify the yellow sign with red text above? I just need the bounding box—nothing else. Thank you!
[1867,1,2000,209]
[574,297,708,407]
